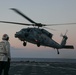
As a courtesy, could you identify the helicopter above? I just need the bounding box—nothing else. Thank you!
[0,8,75,54]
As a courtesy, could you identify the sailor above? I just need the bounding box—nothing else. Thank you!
[0,34,11,75]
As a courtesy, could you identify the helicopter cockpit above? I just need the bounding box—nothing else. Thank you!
[40,29,53,39]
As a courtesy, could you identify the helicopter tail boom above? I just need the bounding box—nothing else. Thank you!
[62,45,74,49]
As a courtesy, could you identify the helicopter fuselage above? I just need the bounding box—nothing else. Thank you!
[15,28,61,49]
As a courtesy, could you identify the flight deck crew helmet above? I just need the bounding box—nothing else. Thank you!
[2,34,9,41]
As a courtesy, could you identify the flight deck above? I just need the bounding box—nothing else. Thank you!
[7,62,76,75]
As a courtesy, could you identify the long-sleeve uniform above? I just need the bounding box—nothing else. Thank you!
[0,40,11,75]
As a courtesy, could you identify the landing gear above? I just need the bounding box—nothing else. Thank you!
[23,42,27,46]
[57,49,59,54]
[37,43,40,47]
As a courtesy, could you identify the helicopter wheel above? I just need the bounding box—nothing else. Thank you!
[23,42,27,46]
[37,43,40,47]
[57,49,59,54]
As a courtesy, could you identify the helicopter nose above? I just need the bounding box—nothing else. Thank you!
[15,32,21,38]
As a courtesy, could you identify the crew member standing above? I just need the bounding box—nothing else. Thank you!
[0,34,11,75]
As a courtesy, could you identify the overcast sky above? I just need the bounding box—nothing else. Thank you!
[0,0,76,58]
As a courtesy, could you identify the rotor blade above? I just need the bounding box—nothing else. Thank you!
[43,27,56,31]
[43,23,76,26]
[0,21,32,26]
[10,8,36,24]
[65,29,68,35]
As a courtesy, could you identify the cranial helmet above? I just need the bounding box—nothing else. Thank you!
[2,34,9,40]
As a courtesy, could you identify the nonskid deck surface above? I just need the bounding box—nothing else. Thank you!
[8,62,76,75]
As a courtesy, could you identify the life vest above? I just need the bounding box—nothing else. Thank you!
[0,41,9,61]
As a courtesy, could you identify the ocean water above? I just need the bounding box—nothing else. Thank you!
[11,58,76,63]
[9,58,76,75]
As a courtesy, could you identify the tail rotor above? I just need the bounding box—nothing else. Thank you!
[61,30,68,46]
[60,30,68,37]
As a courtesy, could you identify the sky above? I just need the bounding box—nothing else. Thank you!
[0,0,76,59]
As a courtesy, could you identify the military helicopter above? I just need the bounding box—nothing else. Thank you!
[0,8,75,54]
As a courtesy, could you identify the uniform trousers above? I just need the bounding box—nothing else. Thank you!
[0,59,10,75]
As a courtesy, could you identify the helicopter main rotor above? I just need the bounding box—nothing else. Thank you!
[11,8,46,27]
[0,8,76,28]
